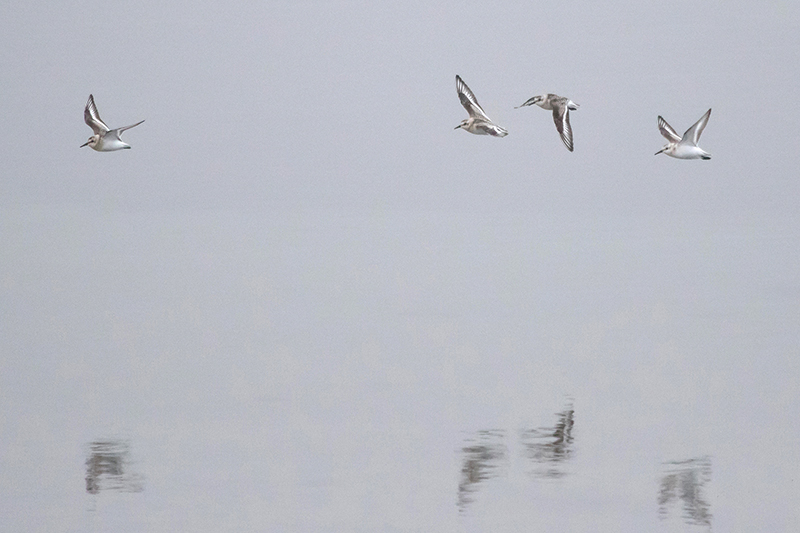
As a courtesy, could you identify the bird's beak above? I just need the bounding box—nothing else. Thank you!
[654,148,664,155]
[80,141,89,148]
[454,124,461,130]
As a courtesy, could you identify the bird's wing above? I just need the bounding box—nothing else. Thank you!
[552,105,574,152]
[683,108,711,145]
[657,116,682,143]
[84,94,110,135]
[113,120,145,138]
[475,121,508,137]
[456,75,490,121]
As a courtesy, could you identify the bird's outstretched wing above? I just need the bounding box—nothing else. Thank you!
[112,120,145,139]
[84,94,110,135]
[658,116,681,143]
[683,108,712,145]
[552,105,574,152]
[456,75,490,121]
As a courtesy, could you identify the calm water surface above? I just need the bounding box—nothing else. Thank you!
[1,205,798,532]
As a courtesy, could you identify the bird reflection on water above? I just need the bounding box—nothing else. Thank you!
[457,401,575,512]
[519,404,575,479]
[457,430,508,511]
[658,456,712,529]
[85,439,144,495]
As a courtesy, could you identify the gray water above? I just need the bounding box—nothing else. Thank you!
[2,1,800,530]
[2,205,797,532]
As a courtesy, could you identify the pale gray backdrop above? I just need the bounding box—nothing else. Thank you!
[1,1,798,531]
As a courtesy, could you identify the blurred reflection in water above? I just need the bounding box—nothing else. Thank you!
[457,430,507,511]
[519,402,575,479]
[85,440,144,494]
[658,456,712,529]
[457,401,576,511]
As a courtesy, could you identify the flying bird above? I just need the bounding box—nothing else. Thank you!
[516,94,579,152]
[81,94,144,151]
[655,109,712,160]
[454,75,508,137]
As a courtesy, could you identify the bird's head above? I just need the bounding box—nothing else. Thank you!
[80,135,99,148]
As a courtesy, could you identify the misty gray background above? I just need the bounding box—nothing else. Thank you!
[1,0,799,531]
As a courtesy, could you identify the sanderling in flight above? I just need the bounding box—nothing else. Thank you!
[81,94,144,151]
[454,75,508,137]
[655,109,712,160]
[516,94,579,152]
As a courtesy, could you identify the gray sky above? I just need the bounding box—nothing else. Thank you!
[0,0,798,219]
[1,2,800,531]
